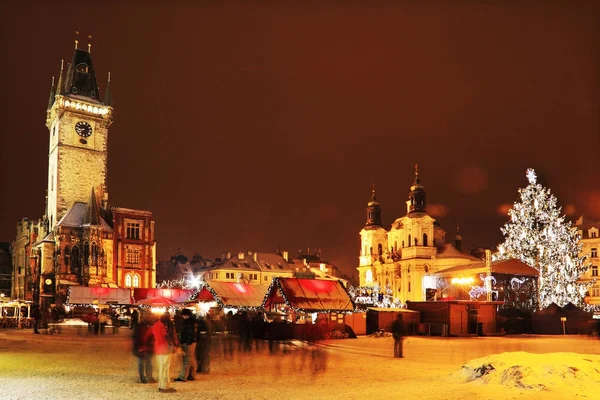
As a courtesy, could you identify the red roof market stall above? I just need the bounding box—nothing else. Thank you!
[262,278,355,313]
[132,288,194,304]
[193,281,268,309]
[67,286,133,305]
[262,278,356,338]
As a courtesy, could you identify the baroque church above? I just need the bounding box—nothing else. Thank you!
[11,41,156,309]
[357,166,476,303]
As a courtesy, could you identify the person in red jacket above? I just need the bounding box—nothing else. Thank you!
[147,312,177,393]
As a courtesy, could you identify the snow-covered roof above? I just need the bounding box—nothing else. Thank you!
[435,258,538,278]
[436,243,478,260]
[56,202,113,232]
[195,281,268,308]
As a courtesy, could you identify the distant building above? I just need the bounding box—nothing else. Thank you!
[357,166,476,303]
[0,242,11,298]
[575,216,600,307]
[11,42,156,309]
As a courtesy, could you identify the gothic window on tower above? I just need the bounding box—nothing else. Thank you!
[91,243,98,266]
[83,242,89,266]
[126,222,141,239]
[133,274,140,288]
[125,273,132,287]
[71,246,80,274]
[126,248,140,265]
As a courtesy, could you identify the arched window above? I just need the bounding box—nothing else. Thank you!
[125,273,132,288]
[370,247,373,255]
[64,246,70,266]
[377,243,383,255]
[91,243,98,266]
[133,274,140,288]
[71,246,80,274]
[408,235,412,247]
[365,269,373,283]
[423,233,428,247]
[83,242,89,266]
[76,63,89,73]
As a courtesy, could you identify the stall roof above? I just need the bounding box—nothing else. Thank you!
[367,307,419,313]
[434,258,538,278]
[263,278,355,312]
[68,286,133,305]
[133,288,194,303]
[194,282,268,308]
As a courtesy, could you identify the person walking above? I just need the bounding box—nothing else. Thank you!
[132,311,155,384]
[148,312,177,393]
[175,309,197,382]
[195,313,212,374]
[32,306,42,334]
[391,314,405,358]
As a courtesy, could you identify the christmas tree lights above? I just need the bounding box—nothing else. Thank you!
[497,169,593,309]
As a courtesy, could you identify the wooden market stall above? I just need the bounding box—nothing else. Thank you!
[262,277,356,338]
[132,288,194,304]
[407,300,503,336]
[193,281,268,309]
[365,307,420,335]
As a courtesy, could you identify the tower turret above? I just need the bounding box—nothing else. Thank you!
[407,164,427,214]
[366,183,382,227]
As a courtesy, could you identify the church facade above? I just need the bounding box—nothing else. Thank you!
[11,42,156,309]
[357,166,476,304]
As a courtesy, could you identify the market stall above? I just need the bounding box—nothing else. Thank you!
[262,278,356,338]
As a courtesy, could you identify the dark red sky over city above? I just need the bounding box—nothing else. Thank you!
[1,2,599,277]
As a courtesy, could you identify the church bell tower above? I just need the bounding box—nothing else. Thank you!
[45,39,113,229]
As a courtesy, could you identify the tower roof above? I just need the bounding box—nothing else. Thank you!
[83,188,101,226]
[63,48,102,102]
[365,183,382,228]
[407,164,427,214]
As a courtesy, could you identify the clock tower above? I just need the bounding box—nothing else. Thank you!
[45,44,113,230]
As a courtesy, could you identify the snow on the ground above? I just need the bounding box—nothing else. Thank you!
[1,327,599,400]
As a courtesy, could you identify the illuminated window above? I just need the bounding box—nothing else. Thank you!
[133,274,140,288]
[591,231,598,238]
[125,274,132,287]
[592,286,600,297]
[126,248,140,265]
[226,272,234,279]
[365,269,373,283]
[592,265,598,277]
[591,248,598,258]
[126,222,141,239]
[250,273,257,280]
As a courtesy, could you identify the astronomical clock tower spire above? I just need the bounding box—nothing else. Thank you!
[45,35,113,229]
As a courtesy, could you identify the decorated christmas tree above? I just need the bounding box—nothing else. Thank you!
[497,168,593,309]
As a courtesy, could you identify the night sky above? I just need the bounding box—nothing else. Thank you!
[1,2,599,277]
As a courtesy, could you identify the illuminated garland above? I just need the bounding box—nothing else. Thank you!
[261,277,356,314]
[497,169,595,309]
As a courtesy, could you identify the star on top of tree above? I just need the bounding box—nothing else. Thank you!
[526,168,537,184]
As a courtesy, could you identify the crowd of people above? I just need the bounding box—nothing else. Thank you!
[130,308,331,393]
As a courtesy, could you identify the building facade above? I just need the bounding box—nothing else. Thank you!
[11,42,156,309]
[575,216,600,306]
[357,166,476,304]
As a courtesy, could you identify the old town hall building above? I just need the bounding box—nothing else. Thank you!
[11,42,156,309]
[357,166,476,303]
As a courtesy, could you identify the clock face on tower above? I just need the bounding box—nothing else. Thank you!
[74,121,93,137]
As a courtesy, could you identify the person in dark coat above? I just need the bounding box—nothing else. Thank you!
[391,314,405,358]
[32,306,42,334]
[175,309,198,382]
[132,311,155,384]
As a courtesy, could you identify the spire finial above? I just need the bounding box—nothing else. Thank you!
[87,34,92,53]
[371,182,376,199]
[414,163,420,184]
[60,59,64,71]
[75,31,79,49]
